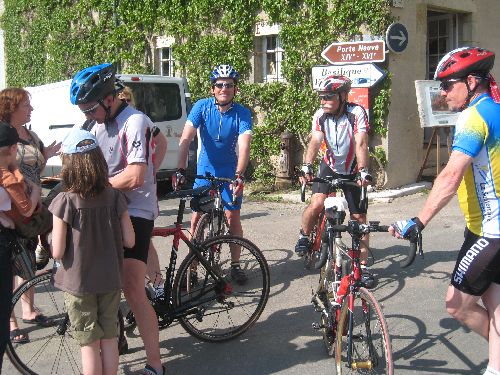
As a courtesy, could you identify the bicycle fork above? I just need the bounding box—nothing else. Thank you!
[345,292,375,370]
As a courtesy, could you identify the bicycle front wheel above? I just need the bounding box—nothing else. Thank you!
[7,270,125,375]
[174,235,270,342]
[335,288,393,375]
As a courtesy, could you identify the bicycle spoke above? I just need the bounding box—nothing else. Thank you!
[335,288,393,375]
[175,236,269,342]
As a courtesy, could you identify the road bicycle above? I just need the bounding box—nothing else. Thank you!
[7,188,270,374]
[300,175,418,271]
[191,172,235,243]
[124,187,270,342]
[303,178,420,374]
[299,174,368,271]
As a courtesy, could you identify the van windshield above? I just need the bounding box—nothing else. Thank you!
[125,83,182,122]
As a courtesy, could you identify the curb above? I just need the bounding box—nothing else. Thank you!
[250,181,433,204]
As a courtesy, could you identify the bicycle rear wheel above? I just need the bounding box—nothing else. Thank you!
[193,211,230,243]
[335,288,393,375]
[174,235,270,342]
[7,270,125,375]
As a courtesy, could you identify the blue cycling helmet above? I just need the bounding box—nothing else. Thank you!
[70,63,116,105]
[210,64,240,83]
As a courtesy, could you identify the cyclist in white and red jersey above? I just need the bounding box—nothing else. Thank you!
[391,47,500,375]
[296,75,374,287]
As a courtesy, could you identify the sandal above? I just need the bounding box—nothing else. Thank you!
[22,314,54,327]
[10,329,29,344]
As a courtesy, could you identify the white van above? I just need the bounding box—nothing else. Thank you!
[26,74,194,180]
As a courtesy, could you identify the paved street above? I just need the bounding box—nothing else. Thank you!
[5,190,488,374]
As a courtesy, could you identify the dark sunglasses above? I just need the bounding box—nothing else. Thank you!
[80,102,100,115]
[213,82,235,89]
[439,79,463,92]
[319,93,338,101]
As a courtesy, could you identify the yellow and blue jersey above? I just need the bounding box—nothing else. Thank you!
[452,93,500,238]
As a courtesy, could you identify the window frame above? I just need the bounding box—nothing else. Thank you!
[158,46,175,77]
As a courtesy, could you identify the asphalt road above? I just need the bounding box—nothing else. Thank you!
[4,190,488,374]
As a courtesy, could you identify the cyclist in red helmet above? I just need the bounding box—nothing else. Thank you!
[391,46,500,375]
[296,74,374,287]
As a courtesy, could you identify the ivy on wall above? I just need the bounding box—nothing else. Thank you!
[1,0,394,185]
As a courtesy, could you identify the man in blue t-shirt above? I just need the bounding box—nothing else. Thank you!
[174,64,252,284]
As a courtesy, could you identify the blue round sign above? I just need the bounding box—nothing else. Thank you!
[386,23,408,53]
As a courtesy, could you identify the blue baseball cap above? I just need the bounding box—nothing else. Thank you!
[62,129,99,154]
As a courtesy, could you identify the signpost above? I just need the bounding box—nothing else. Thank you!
[385,23,409,53]
[312,63,386,89]
[321,40,386,65]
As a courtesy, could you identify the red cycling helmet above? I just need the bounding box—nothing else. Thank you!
[434,47,495,80]
[317,75,352,93]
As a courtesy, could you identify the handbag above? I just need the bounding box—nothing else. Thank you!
[15,203,53,239]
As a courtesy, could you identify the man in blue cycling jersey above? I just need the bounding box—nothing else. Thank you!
[174,64,252,284]
[391,47,500,375]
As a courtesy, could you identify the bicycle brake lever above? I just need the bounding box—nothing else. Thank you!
[418,233,424,259]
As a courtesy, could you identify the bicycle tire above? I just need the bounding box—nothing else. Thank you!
[7,270,125,375]
[193,211,230,243]
[335,288,393,375]
[174,235,270,342]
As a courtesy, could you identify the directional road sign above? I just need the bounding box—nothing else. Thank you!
[321,40,386,65]
[312,63,387,89]
[386,22,408,53]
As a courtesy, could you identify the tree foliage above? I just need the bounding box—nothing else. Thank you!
[1,0,394,184]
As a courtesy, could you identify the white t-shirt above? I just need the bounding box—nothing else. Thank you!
[93,105,158,220]
[0,186,11,211]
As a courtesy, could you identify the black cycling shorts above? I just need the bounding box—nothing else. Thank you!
[312,161,367,215]
[124,216,154,264]
[451,227,500,296]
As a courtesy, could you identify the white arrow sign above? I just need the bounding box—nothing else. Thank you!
[390,30,407,47]
[312,63,387,89]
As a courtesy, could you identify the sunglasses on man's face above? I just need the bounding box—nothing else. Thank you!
[213,82,235,89]
[80,102,101,115]
[439,79,464,92]
[319,93,338,101]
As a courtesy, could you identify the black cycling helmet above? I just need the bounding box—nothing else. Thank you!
[70,63,116,105]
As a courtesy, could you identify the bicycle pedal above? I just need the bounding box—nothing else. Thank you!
[195,307,205,322]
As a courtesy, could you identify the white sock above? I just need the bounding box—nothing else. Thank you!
[484,366,500,375]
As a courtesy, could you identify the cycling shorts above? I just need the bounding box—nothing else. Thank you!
[312,161,367,215]
[124,216,154,264]
[193,164,242,211]
[451,227,500,296]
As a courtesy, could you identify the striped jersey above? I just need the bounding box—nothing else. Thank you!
[311,103,369,175]
[452,93,500,238]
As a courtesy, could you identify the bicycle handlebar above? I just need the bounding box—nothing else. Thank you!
[300,176,367,206]
[330,220,422,268]
[194,172,239,205]
[194,173,233,184]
